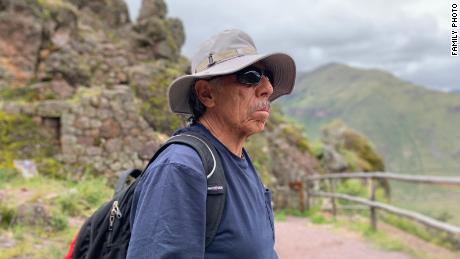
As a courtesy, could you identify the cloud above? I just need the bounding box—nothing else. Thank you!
[125,0,460,90]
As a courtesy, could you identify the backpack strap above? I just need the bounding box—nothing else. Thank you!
[164,131,227,247]
[133,131,227,247]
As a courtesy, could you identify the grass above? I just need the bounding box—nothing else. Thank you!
[381,212,460,251]
[0,169,113,258]
[275,207,333,224]
[0,224,77,259]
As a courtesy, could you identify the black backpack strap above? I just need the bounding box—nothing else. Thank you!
[164,131,227,247]
[135,131,227,247]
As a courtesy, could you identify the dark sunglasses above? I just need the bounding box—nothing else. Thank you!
[235,66,274,86]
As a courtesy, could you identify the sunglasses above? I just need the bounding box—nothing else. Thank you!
[207,66,274,87]
[235,66,274,86]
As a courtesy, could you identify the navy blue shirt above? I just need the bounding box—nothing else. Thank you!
[127,123,277,259]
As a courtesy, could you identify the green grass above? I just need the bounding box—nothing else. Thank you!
[0,169,113,258]
[0,224,77,259]
[335,216,406,251]
[381,212,460,251]
[275,207,334,224]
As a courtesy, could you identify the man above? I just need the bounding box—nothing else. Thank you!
[127,29,296,258]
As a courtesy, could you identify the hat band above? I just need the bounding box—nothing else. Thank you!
[194,46,257,73]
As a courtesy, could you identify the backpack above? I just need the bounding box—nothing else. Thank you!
[67,131,227,259]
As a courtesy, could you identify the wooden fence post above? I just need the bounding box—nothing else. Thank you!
[329,178,337,217]
[305,178,311,211]
[369,178,377,230]
[299,181,305,212]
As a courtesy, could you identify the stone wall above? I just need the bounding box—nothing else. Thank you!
[1,86,167,176]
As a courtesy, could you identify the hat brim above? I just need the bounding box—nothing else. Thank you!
[168,52,296,115]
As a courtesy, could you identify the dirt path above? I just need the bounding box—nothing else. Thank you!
[274,216,414,259]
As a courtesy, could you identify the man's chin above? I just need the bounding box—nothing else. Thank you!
[252,120,267,133]
[252,110,270,122]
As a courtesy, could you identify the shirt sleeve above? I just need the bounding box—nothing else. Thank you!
[127,162,207,259]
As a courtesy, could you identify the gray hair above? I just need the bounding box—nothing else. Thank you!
[187,78,222,124]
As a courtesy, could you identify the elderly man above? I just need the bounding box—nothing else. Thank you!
[127,29,296,258]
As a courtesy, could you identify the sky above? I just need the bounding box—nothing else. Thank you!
[125,0,460,91]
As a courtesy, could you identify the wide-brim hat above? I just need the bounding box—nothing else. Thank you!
[168,29,296,115]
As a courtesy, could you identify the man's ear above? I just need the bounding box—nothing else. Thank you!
[195,79,215,108]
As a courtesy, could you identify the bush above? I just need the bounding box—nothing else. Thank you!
[0,204,16,228]
[336,179,368,204]
[0,168,18,186]
[56,190,84,216]
[77,176,112,208]
[274,210,286,221]
[49,212,69,231]
[37,158,66,179]
[310,214,327,224]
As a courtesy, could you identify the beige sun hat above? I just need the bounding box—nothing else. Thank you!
[168,29,296,115]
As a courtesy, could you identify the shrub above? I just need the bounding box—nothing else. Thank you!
[0,204,16,228]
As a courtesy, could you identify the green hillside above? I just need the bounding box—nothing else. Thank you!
[281,63,460,176]
[280,63,460,225]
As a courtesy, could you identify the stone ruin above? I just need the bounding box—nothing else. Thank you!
[1,86,167,176]
[0,0,184,176]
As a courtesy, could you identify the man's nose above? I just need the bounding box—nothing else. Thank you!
[255,76,274,98]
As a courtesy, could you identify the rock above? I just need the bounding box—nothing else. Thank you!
[126,137,142,153]
[322,145,348,172]
[166,18,185,49]
[0,0,43,83]
[139,140,160,160]
[13,160,38,179]
[74,117,90,129]
[47,3,79,47]
[104,138,122,153]
[77,136,95,146]
[61,153,77,164]
[100,118,121,138]
[87,146,102,156]
[88,120,102,130]
[97,109,112,119]
[90,96,100,108]
[138,0,167,21]
[36,100,67,117]
[61,135,77,145]
[14,202,51,227]
[84,107,97,118]
[50,78,76,99]
[132,16,182,60]
[155,40,175,59]
[42,48,90,86]
[74,0,130,27]
[110,161,122,171]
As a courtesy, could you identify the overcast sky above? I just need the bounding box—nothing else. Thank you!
[125,0,459,91]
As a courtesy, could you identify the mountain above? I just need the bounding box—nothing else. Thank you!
[280,63,460,176]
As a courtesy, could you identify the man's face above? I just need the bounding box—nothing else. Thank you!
[209,64,274,138]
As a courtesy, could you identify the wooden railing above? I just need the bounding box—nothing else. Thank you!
[304,172,460,236]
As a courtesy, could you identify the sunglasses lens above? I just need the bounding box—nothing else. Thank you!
[265,70,274,85]
[237,70,262,85]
